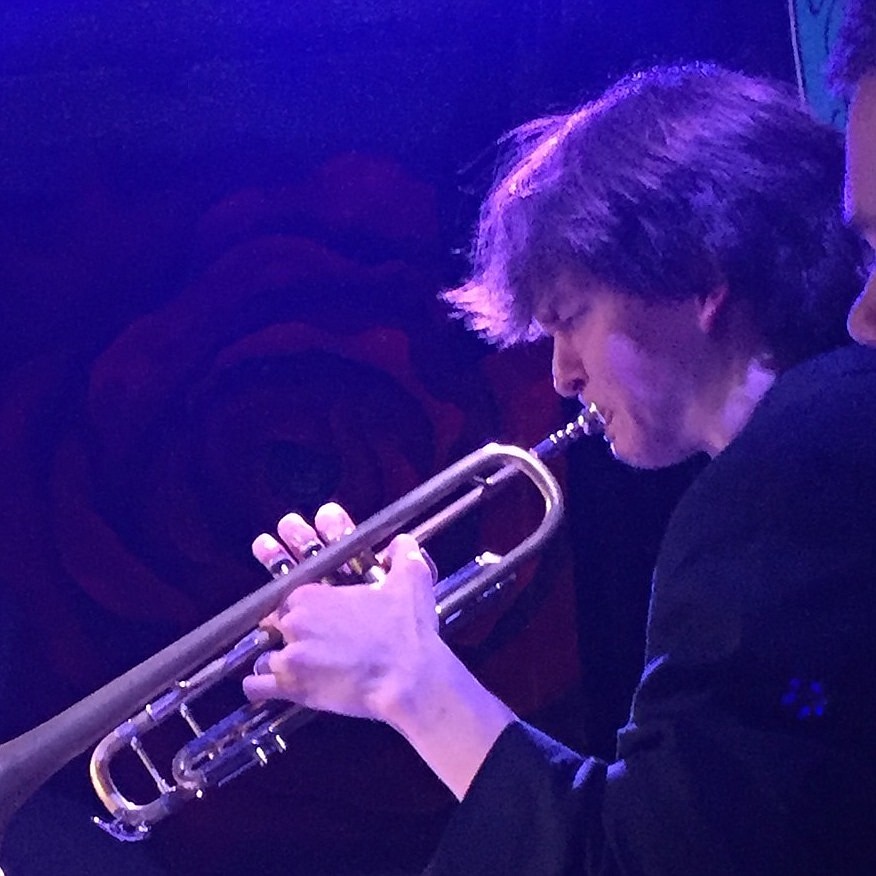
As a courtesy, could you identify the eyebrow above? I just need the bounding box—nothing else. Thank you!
[532,308,558,331]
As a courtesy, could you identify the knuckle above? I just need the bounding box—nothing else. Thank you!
[269,644,297,675]
[278,591,320,638]
[278,610,302,640]
[283,639,307,664]
[283,583,316,613]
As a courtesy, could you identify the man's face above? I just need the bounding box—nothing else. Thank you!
[535,269,718,470]
[846,74,876,345]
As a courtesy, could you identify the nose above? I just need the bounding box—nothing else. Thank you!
[551,335,586,398]
[848,269,876,347]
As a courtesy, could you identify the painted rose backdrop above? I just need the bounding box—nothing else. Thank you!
[0,149,580,874]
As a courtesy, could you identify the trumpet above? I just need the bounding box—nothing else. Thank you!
[0,405,603,845]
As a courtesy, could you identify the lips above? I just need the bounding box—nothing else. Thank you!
[579,398,612,443]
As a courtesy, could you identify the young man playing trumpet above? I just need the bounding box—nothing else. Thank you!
[243,64,876,875]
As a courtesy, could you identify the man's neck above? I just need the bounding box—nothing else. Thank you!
[698,358,777,457]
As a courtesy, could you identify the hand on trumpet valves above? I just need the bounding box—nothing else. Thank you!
[244,502,444,725]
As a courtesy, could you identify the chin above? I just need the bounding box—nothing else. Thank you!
[610,435,692,470]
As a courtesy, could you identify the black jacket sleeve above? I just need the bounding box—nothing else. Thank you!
[427,721,612,876]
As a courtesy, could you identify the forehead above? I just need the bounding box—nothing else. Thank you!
[846,74,876,236]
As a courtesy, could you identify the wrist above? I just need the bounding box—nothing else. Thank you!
[376,636,516,799]
[374,633,459,729]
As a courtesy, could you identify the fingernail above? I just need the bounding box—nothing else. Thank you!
[253,651,273,676]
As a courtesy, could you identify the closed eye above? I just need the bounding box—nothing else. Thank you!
[535,301,591,335]
[556,305,590,332]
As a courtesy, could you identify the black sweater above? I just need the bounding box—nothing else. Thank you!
[429,344,876,876]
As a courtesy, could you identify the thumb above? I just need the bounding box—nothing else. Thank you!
[383,534,438,621]
[384,533,432,585]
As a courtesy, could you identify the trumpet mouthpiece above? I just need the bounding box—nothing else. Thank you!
[530,404,604,461]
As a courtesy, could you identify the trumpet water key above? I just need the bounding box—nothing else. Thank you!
[0,405,604,845]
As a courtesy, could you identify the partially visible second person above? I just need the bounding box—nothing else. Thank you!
[832,0,876,343]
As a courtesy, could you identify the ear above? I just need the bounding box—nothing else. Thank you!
[696,283,730,334]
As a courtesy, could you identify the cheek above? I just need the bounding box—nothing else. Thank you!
[601,332,699,459]
[601,334,678,405]
[601,334,642,391]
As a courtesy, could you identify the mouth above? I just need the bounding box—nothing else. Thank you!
[580,399,612,441]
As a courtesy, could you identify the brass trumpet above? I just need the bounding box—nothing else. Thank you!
[0,406,603,845]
